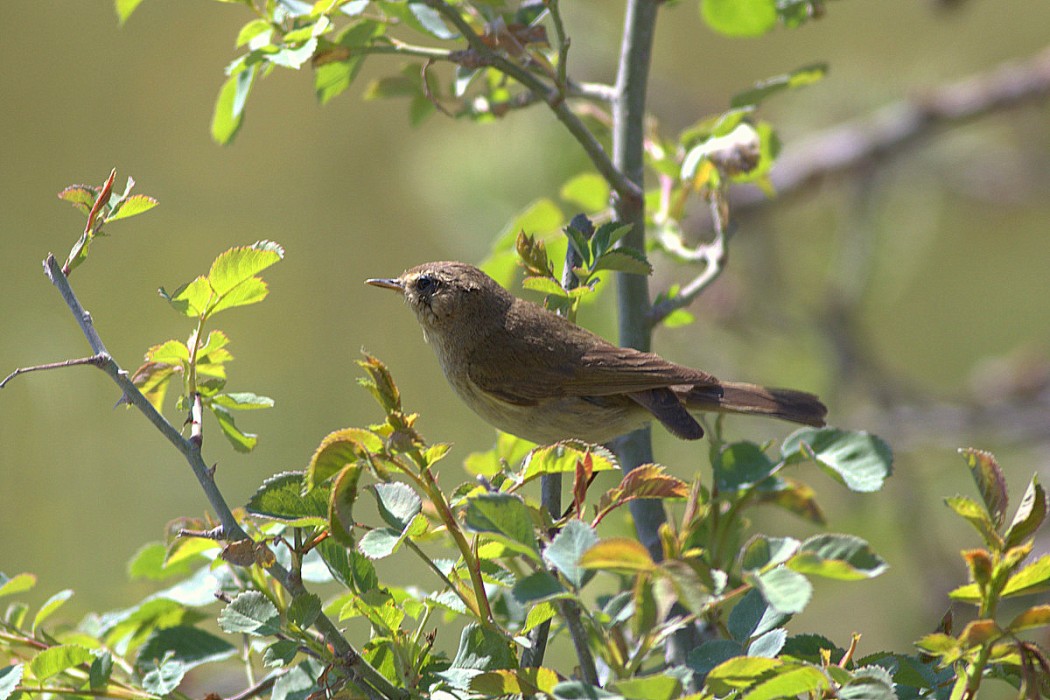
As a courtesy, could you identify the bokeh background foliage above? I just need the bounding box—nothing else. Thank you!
[1,0,1049,659]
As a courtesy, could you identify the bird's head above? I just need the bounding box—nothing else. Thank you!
[366,261,511,340]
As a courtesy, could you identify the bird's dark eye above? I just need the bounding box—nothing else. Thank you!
[416,274,439,295]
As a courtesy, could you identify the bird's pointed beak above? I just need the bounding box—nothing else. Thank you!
[366,277,404,292]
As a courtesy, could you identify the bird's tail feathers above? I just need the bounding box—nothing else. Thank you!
[682,382,827,427]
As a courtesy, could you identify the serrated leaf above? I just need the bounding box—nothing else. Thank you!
[705,656,782,693]
[579,537,655,572]
[212,404,258,452]
[358,527,403,559]
[329,464,362,546]
[57,185,97,214]
[783,429,892,493]
[263,639,299,668]
[136,626,236,674]
[212,65,256,145]
[106,193,158,222]
[1007,604,1050,632]
[1001,554,1050,598]
[0,573,36,599]
[593,247,652,275]
[716,441,777,491]
[750,567,812,614]
[0,665,22,700]
[218,591,280,636]
[161,276,212,317]
[472,667,560,696]
[306,427,380,489]
[511,570,567,604]
[522,275,568,297]
[728,588,789,643]
[787,534,888,580]
[28,645,95,681]
[247,471,329,526]
[372,482,422,531]
[610,674,681,700]
[212,392,274,410]
[288,594,321,629]
[603,464,689,513]
[140,659,184,696]
[32,589,74,632]
[521,442,618,483]
[1005,476,1047,548]
[945,495,1002,548]
[960,448,1008,529]
[463,493,539,559]
[743,664,829,700]
[544,520,598,589]
[208,242,283,295]
[741,535,800,573]
[272,659,324,700]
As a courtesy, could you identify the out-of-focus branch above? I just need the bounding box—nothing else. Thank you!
[733,46,1050,209]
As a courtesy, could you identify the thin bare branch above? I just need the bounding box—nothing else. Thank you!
[733,46,1050,210]
[1,354,108,389]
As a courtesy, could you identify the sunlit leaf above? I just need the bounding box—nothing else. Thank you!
[306,427,379,489]
[749,567,812,614]
[579,537,655,572]
[1005,476,1047,548]
[788,534,888,580]
[106,193,158,222]
[0,572,36,599]
[783,429,892,493]
[960,448,1008,529]
[544,520,598,589]
[218,591,281,636]
[463,493,539,559]
[211,404,258,452]
[731,63,828,108]
[28,645,94,681]
[247,471,328,526]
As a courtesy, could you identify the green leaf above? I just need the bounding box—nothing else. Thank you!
[262,639,298,668]
[701,0,777,37]
[208,241,284,296]
[237,18,272,47]
[0,665,21,700]
[28,645,95,681]
[89,652,112,690]
[731,63,828,108]
[748,628,787,658]
[211,404,258,452]
[57,185,97,214]
[511,571,567,604]
[450,622,518,671]
[0,572,36,599]
[212,392,274,410]
[372,482,422,531]
[960,448,1008,529]
[705,656,782,693]
[788,534,888,580]
[358,527,404,559]
[1001,554,1050,598]
[328,464,362,546]
[115,0,146,25]
[593,247,652,276]
[269,37,317,69]
[716,441,777,491]
[106,193,158,222]
[728,588,790,643]
[544,520,598,589]
[687,639,744,680]
[136,626,236,673]
[463,493,539,559]
[1006,604,1050,632]
[32,589,74,632]
[750,567,812,614]
[579,537,655,573]
[521,442,618,483]
[560,173,610,213]
[945,495,1003,548]
[288,594,321,629]
[1005,476,1047,548]
[315,55,366,104]
[247,471,329,526]
[306,427,380,489]
[472,668,560,696]
[551,681,622,700]
[610,674,681,700]
[272,659,324,700]
[160,276,212,317]
[408,2,455,39]
[742,665,829,700]
[782,429,892,493]
[208,276,270,315]
[212,65,256,145]
[140,659,184,696]
[740,536,799,573]
[522,276,568,297]
[218,591,281,636]
[146,339,190,365]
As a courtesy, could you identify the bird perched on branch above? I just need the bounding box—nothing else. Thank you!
[367,261,826,444]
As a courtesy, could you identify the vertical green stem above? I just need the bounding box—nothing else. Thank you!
[611,0,663,558]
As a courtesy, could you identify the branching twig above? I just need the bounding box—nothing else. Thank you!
[648,192,732,326]
[19,254,406,700]
[732,46,1050,211]
[1,354,109,389]
[421,0,641,204]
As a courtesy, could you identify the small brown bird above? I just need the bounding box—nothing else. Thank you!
[367,262,826,444]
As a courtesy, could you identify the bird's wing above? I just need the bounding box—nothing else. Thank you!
[465,301,719,403]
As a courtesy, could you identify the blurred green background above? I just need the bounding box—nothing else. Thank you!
[1,0,1048,659]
